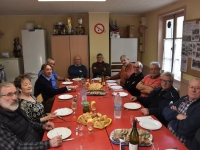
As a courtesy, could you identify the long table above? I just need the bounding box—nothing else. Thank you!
[43,81,188,150]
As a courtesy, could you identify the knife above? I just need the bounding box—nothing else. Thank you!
[57,116,66,122]
[62,138,74,142]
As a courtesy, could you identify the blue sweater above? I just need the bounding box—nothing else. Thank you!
[163,96,200,150]
[68,65,87,78]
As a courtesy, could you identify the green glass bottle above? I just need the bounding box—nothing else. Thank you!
[129,119,139,150]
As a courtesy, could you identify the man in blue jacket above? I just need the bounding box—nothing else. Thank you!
[163,78,200,150]
[130,72,179,127]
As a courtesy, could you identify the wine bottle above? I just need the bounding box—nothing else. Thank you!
[129,119,139,150]
[101,72,105,86]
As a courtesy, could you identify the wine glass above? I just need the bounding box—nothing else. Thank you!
[151,142,159,150]
[78,123,84,136]
[71,100,77,115]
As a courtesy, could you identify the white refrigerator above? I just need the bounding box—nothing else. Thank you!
[110,38,138,83]
[21,30,46,91]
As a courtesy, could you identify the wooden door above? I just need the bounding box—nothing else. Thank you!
[70,35,89,77]
[51,36,70,80]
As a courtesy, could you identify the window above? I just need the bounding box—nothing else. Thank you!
[161,12,184,81]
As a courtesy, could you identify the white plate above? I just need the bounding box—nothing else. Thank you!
[72,78,81,81]
[139,120,162,130]
[124,102,141,109]
[110,85,123,90]
[109,129,152,146]
[93,77,101,80]
[58,94,73,100]
[54,108,73,116]
[47,127,72,139]
[62,81,73,85]
[106,80,116,83]
[113,92,128,97]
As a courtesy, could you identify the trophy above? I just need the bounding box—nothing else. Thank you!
[67,18,73,34]
[76,18,85,35]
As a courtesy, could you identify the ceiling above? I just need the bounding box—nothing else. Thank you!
[0,0,182,15]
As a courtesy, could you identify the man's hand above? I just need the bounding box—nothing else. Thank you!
[141,108,149,115]
[130,96,137,101]
[170,105,177,111]
[43,122,54,130]
[104,68,106,71]
[50,135,62,148]
[93,67,97,69]
[65,78,70,81]
[105,76,110,79]
[79,70,82,72]
[176,114,187,120]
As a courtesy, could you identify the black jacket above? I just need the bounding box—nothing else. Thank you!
[163,96,200,150]
[34,75,67,102]
[124,72,145,96]
[137,86,180,126]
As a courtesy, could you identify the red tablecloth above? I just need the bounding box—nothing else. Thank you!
[43,81,188,150]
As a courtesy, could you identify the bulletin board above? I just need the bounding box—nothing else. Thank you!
[181,18,200,77]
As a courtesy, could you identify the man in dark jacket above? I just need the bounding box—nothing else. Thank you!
[34,63,76,112]
[125,61,145,96]
[92,53,111,78]
[0,82,62,150]
[130,72,179,126]
[163,78,200,150]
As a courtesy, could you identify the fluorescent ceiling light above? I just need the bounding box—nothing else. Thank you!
[38,0,106,1]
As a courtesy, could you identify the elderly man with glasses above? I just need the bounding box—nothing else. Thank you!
[131,72,180,127]
[163,78,200,150]
[124,61,145,96]
[38,58,69,89]
[0,82,62,149]
[136,61,161,97]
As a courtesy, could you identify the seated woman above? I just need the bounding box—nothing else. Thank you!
[14,74,56,123]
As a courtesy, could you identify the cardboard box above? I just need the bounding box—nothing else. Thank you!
[118,27,128,38]
[127,25,135,38]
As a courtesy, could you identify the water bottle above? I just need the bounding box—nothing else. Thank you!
[80,84,87,104]
[114,92,122,118]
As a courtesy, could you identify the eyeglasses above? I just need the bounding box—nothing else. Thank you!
[134,66,140,68]
[47,62,55,66]
[0,91,19,97]
[150,68,159,71]
[188,86,200,91]
[161,79,172,84]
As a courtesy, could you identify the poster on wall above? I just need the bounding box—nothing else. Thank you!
[191,58,200,71]
[191,24,199,42]
[182,41,188,57]
[181,56,188,72]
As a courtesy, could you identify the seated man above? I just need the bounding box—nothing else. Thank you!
[131,72,179,127]
[124,61,145,96]
[136,61,161,97]
[0,64,7,83]
[68,55,87,78]
[35,64,76,113]
[163,78,200,150]
[92,53,111,78]
[0,82,62,149]
[105,55,134,87]
[38,58,69,89]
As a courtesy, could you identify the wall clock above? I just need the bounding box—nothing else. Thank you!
[94,23,105,34]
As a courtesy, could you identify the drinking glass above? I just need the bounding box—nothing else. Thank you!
[151,142,159,150]
[78,123,84,136]
[71,101,77,115]
[87,118,94,134]
[130,115,134,126]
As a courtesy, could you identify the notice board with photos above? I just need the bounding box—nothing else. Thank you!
[181,18,200,77]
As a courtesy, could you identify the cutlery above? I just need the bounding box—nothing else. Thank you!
[165,148,178,150]
[76,127,79,136]
[57,116,66,122]
[62,138,74,142]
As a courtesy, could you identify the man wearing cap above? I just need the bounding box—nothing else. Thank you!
[163,78,200,149]
[92,53,111,78]
[0,64,7,83]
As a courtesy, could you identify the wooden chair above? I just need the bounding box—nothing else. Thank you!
[36,94,43,103]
